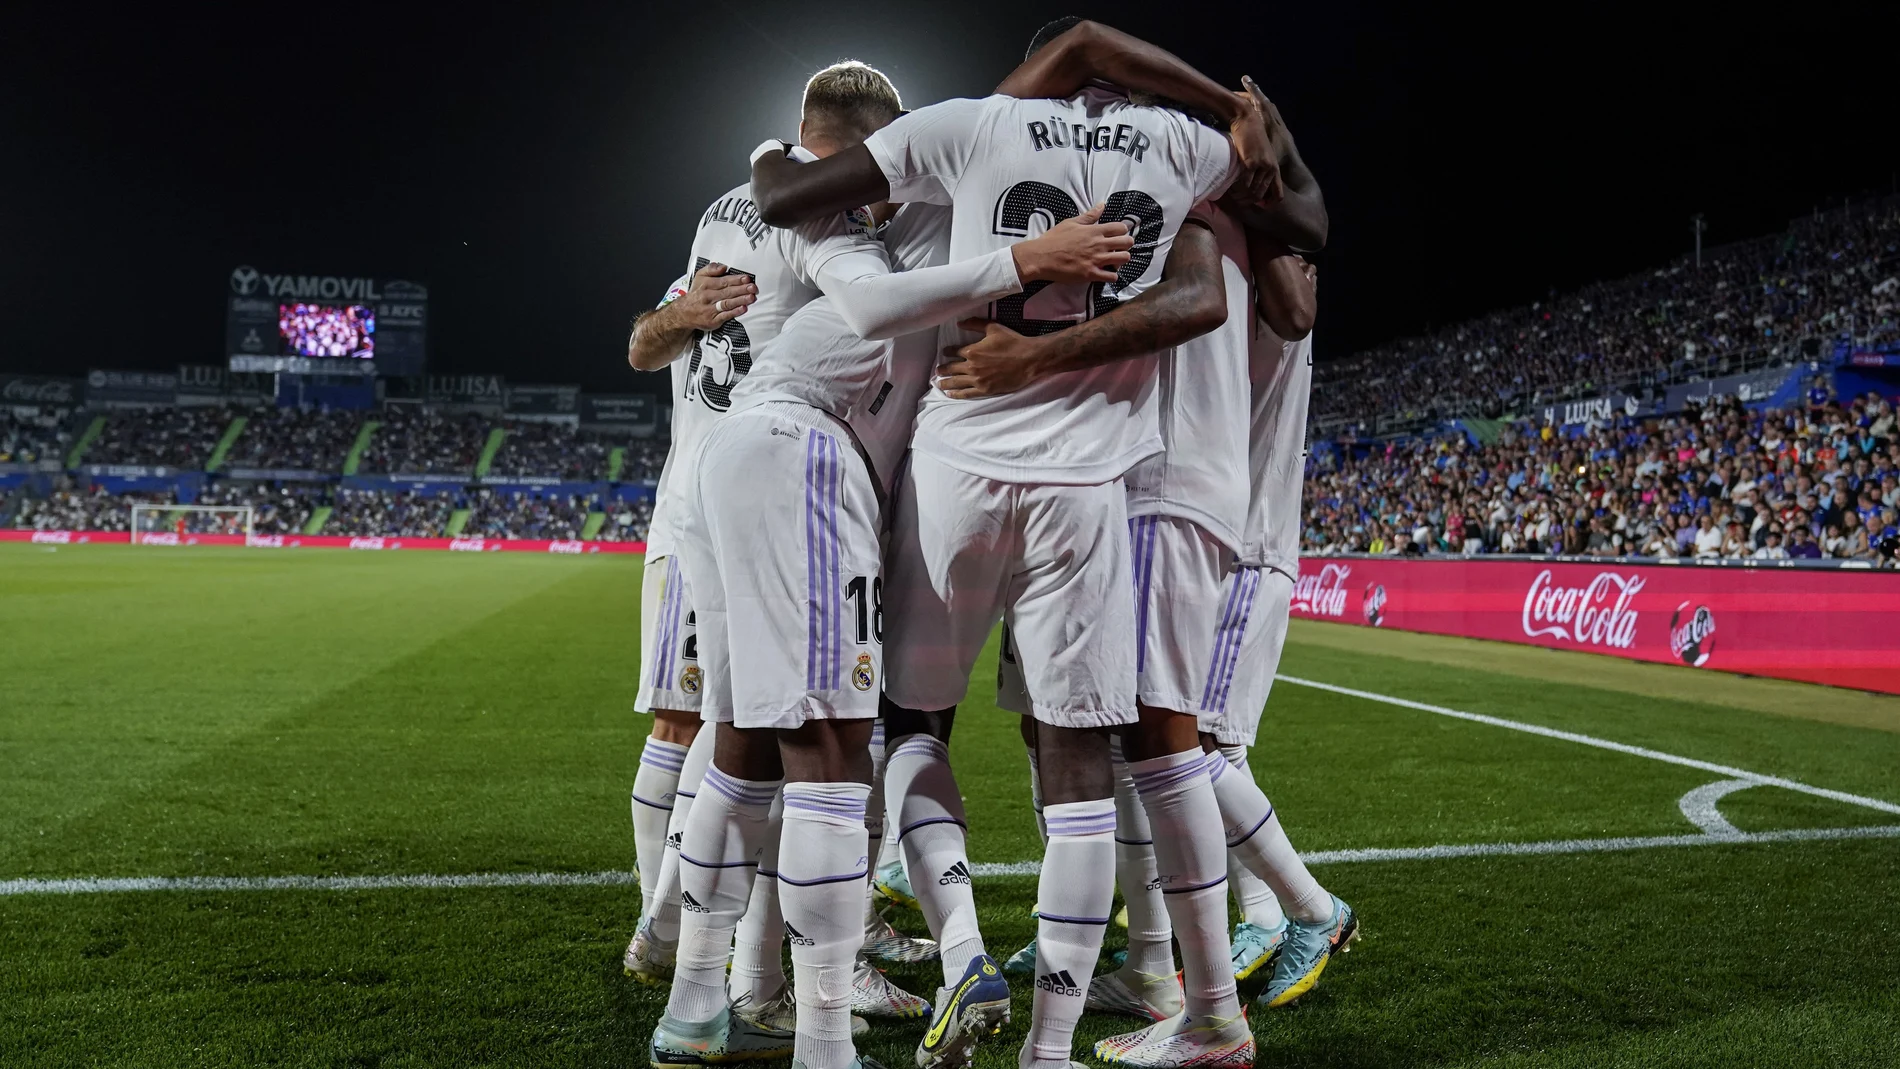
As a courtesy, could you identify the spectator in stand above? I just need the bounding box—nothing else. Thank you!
[328,488,455,537]
[1,409,75,465]
[360,408,490,476]
[465,488,594,540]
[487,421,612,481]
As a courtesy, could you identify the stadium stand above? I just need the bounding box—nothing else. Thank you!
[224,408,362,473]
[597,496,654,542]
[488,421,611,481]
[465,488,595,541]
[84,406,232,468]
[1,409,74,465]
[327,488,458,538]
[359,408,490,475]
[194,481,326,534]
[1304,393,1899,563]
[1314,197,1900,436]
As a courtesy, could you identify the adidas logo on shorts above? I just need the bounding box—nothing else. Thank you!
[938,861,971,886]
[1035,969,1082,997]
[785,922,814,947]
[680,891,711,914]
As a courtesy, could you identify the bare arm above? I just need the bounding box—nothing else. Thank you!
[1222,81,1327,251]
[935,220,1226,398]
[1248,228,1316,340]
[996,21,1280,203]
[626,263,757,371]
[751,143,889,229]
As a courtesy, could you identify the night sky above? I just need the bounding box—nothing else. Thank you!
[5,1,1895,395]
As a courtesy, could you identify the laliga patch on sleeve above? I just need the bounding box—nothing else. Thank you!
[844,206,877,235]
[657,286,690,308]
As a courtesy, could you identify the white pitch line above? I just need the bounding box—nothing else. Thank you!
[6,824,1897,897]
[1678,779,1757,835]
[1276,674,1900,817]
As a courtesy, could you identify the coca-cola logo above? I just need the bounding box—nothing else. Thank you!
[2,378,77,404]
[1669,602,1717,667]
[1290,564,1352,618]
[547,540,584,555]
[1521,569,1643,649]
[245,534,285,548]
[348,537,387,550]
[1363,583,1387,627]
[138,532,181,546]
[449,538,486,552]
[30,531,71,544]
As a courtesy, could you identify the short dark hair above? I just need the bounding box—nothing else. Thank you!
[1026,16,1084,60]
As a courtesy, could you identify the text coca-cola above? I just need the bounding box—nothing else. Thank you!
[1290,564,1352,618]
[1520,569,1642,649]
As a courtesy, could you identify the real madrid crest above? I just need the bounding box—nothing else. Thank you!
[851,654,875,692]
[679,665,702,694]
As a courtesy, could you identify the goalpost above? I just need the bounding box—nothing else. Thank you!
[130,503,255,540]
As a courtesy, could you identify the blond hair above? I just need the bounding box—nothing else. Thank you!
[801,60,902,141]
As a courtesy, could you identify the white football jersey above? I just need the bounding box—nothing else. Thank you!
[643,179,882,556]
[1124,201,1252,553]
[1242,328,1313,577]
[864,89,1238,486]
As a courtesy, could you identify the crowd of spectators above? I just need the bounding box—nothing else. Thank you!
[86,406,233,469]
[9,485,166,532]
[359,408,490,475]
[326,488,457,538]
[1303,392,1900,566]
[487,421,610,481]
[1313,198,1900,434]
[465,489,593,541]
[1,409,73,466]
[618,438,667,483]
[597,496,654,542]
[225,408,361,472]
[194,482,325,535]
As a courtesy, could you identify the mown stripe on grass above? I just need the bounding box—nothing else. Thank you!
[6,824,1896,896]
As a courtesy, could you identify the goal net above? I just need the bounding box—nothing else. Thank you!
[130,503,255,540]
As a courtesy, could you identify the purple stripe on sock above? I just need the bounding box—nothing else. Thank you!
[639,747,686,772]
[700,768,779,804]
[680,853,759,869]
[777,868,869,887]
[1038,913,1113,926]
[898,816,967,840]
[631,793,674,811]
[1225,805,1276,849]
[1203,751,1228,783]
[1160,874,1229,895]
[1131,758,1207,797]
[1045,817,1118,837]
[891,737,948,761]
[784,795,868,822]
[1113,836,1154,846]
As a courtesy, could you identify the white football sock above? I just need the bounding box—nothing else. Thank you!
[1130,749,1239,1022]
[888,733,983,988]
[1218,746,1284,929]
[731,791,786,1004]
[665,767,781,1024]
[1109,737,1173,978]
[1024,798,1116,1069]
[632,736,687,912]
[646,726,715,942]
[780,782,872,1069]
[1208,745,1330,923]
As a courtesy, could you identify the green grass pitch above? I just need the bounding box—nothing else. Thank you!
[4,542,1899,1067]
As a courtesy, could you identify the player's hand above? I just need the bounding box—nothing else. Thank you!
[1228,76,1286,207]
[673,262,757,330]
[1010,203,1133,285]
[936,318,1047,399]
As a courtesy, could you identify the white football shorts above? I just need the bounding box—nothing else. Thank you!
[1205,564,1295,746]
[635,553,701,713]
[675,402,883,730]
[886,450,1136,730]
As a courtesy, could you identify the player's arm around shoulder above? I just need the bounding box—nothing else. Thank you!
[626,263,758,371]
[1247,229,1316,341]
[934,219,1226,399]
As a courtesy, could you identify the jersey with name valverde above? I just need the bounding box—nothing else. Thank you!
[864,89,1237,485]
[645,178,880,558]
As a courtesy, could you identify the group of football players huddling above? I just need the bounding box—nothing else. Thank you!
[621,18,1348,1069]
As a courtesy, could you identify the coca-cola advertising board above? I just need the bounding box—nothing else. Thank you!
[1285,557,1900,694]
[0,530,646,555]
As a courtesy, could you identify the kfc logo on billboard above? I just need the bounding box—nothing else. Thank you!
[1290,564,1352,618]
[1669,602,1718,667]
[1521,569,1642,649]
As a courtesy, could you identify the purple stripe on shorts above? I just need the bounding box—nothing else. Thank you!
[805,435,821,690]
[1212,569,1262,713]
[825,433,843,689]
[1128,517,1157,676]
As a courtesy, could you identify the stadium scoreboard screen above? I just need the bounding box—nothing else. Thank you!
[226,265,427,376]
